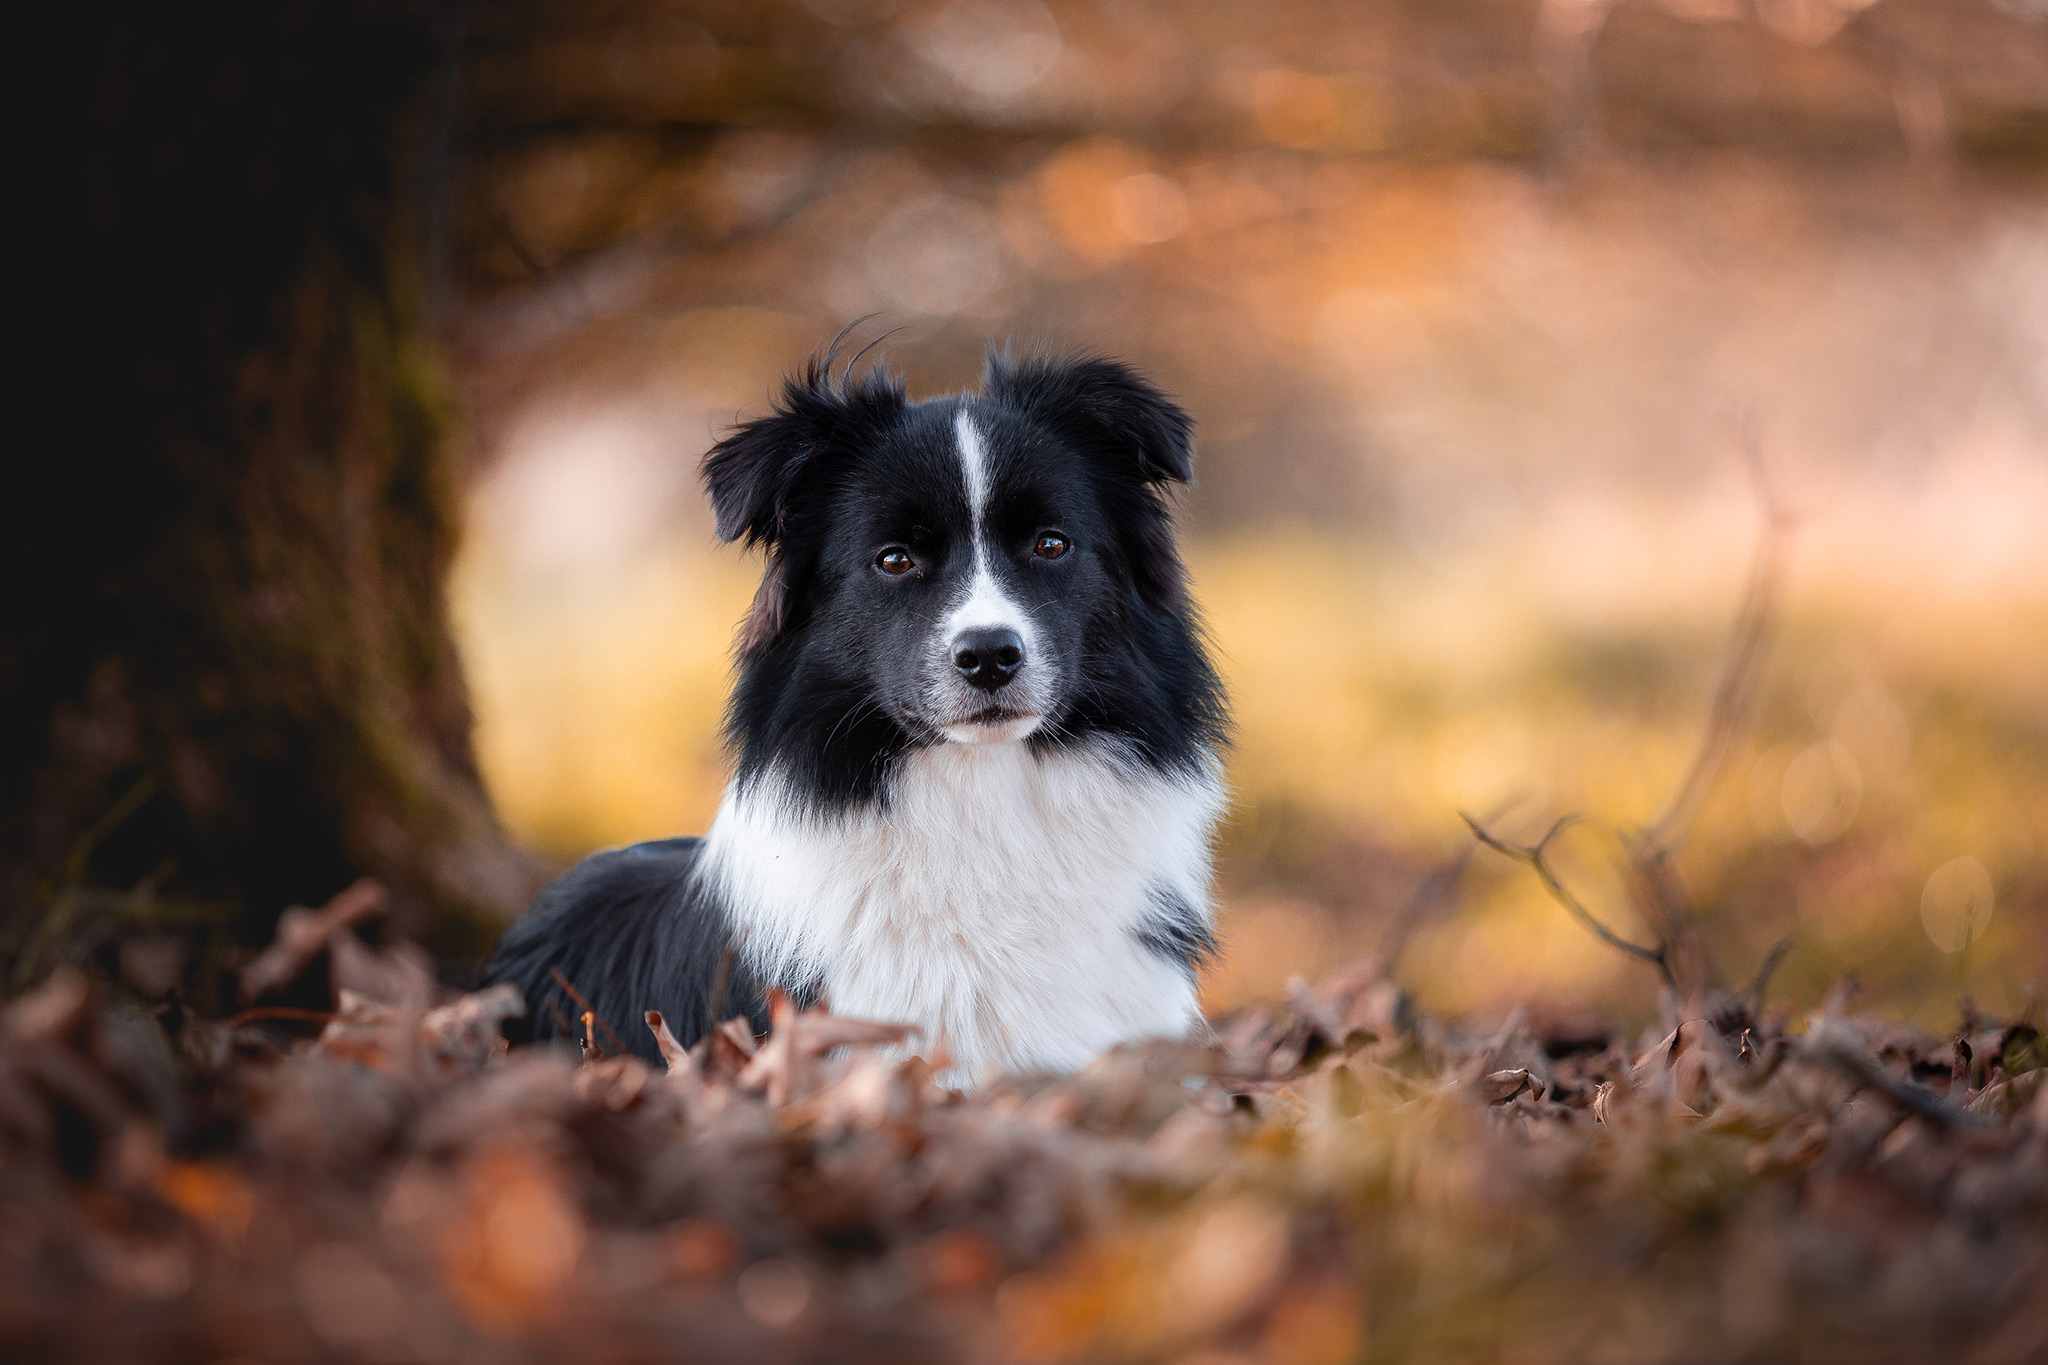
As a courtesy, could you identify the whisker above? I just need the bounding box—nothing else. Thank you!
[821,695,886,753]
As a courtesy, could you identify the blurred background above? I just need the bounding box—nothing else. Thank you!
[438,0,2048,1028]
[10,14,2044,1358]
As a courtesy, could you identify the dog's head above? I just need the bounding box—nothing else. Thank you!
[704,348,1225,804]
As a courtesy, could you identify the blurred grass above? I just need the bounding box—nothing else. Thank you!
[452,464,2048,1033]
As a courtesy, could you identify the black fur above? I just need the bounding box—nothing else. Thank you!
[1136,884,1218,980]
[485,839,800,1054]
[482,346,1227,1063]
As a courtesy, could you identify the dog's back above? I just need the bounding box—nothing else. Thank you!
[485,839,774,1056]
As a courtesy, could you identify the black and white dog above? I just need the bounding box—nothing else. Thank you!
[483,349,1228,1081]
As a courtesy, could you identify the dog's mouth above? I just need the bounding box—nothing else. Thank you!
[935,705,1043,745]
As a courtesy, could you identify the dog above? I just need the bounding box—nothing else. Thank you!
[482,348,1228,1082]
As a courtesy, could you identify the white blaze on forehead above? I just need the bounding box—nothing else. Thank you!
[955,407,991,522]
[945,409,1034,645]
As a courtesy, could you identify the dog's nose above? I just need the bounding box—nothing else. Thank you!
[951,627,1024,691]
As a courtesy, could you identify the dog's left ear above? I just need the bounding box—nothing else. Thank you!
[703,358,907,547]
[981,353,1194,487]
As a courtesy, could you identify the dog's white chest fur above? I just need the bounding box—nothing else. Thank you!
[698,741,1223,1081]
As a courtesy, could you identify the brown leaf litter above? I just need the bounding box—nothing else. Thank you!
[1,925,2044,1365]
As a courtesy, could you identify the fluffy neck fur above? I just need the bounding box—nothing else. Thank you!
[697,737,1224,1081]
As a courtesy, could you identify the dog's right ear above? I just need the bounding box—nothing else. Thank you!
[702,357,906,548]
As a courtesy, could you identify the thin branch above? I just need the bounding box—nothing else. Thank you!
[1374,799,1520,980]
[1800,1019,1989,1131]
[1622,420,1796,998]
[548,968,628,1059]
[1746,935,1795,1010]
[1371,848,1472,980]
[1460,433,1793,1003]
[1462,812,1677,991]
[1640,421,1796,858]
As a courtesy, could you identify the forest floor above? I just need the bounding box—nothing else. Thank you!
[3,886,2044,1365]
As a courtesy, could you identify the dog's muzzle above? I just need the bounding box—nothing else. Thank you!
[930,625,1049,744]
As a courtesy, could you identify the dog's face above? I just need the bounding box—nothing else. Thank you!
[808,401,1128,747]
[705,351,1223,805]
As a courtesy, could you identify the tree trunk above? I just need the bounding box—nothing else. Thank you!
[7,2,539,1002]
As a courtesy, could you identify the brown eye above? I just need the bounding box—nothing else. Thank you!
[876,548,915,576]
[1034,533,1070,561]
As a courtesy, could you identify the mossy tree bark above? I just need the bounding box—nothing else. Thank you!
[6,2,539,998]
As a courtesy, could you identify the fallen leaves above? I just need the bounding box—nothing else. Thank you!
[440,1142,588,1333]
[237,878,390,1004]
[0,934,2044,1364]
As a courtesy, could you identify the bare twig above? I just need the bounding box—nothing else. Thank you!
[1746,935,1796,1010]
[1466,427,1796,1004]
[1624,424,1796,994]
[1800,1019,1989,1131]
[1462,812,1677,991]
[548,969,628,1059]
[1640,431,1794,856]
[1372,848,1473,980]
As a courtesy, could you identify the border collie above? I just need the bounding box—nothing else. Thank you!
[482,348,1228,1082]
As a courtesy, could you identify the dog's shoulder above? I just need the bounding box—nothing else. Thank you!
[482,837,771,1062]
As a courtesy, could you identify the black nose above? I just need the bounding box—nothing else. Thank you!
[951,627,1024,691]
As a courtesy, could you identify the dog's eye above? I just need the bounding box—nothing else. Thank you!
[1033,533,1070,561]
[876,548,915,576]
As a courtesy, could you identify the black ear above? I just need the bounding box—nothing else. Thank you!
[981,352,1194,486]
[702,354,907,546]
